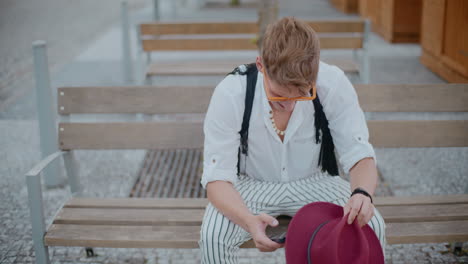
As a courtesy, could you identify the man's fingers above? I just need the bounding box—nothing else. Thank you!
[258,213,278,227]
[347,198,363,225]
[362,203,375,227]
[343,204,350,217]
[256,242,279,252]
[357,199,369,226]
[257,234,282,249]
[254,229,283,250]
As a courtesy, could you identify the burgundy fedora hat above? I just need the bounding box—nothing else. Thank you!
[285,202,384,264]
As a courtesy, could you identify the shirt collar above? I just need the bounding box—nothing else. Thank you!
[259,72,307,144]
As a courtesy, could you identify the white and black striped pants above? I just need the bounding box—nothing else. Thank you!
[199,172,386,263]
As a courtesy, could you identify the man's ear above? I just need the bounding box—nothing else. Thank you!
[256,56,263,73]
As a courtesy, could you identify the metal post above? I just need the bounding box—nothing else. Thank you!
[63,150,82,197]
[361,19,371,84]
[26,174,51,264]
[33,41,62,188]
[121,0,133,84]
[145,51,153,85]
[171,0,177,18]
[153,0,160,21]
[197,0,205,9]
[135,25,145,85]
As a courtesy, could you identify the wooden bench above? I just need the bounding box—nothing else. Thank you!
[26,83,468,263]
[138,20,370,83]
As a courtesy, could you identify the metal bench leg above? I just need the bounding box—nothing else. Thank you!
[145,74,153,85]
[452,183,468,255]
[85,247,96,257]
[144,51,153,85]
[26,174,51,264]
[451,242,464,255]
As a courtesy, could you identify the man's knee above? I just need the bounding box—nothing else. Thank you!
[199,206,249,263]
[199,219,244,249]
[370,209,387,246]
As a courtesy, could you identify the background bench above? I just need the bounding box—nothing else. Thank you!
[137,20,370,83]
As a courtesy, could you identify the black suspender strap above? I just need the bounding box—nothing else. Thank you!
[228,62,338,176]
[239,64,258,156]
[313,95,339,176]
[230,63,258,175]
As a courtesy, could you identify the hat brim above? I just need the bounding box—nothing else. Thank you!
[285,202,384,263]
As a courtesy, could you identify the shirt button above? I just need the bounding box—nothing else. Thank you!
[212,159,216,163]
[282,167,286,171]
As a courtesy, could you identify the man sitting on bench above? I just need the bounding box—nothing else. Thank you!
[199,17,386,263]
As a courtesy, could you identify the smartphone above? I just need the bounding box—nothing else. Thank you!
[266,215,291,244]
[269,231,287,244]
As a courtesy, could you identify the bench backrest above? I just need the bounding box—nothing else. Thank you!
[139,20,366,52]
[57,84,468,150]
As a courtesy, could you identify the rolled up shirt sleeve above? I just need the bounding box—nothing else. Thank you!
[201,75,243,189]
[319,67,377,175]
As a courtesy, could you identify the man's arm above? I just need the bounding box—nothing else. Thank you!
[344,157,378,226]
[206,180,255,231]
[349,157,378,196]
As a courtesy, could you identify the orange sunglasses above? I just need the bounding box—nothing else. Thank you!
[262,69,317,102]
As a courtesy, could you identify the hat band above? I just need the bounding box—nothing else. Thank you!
[307,220,331,264]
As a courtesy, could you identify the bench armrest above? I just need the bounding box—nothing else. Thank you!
[26,151,68,255]
[25,151,68,177]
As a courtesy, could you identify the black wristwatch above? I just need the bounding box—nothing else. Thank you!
[351,187,373,204]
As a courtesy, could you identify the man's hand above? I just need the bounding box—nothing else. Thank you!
[343,194,374,228]
[246,213,284,252]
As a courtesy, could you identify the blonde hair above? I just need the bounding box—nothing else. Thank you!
[260,17,320,94]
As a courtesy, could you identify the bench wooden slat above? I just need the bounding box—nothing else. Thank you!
[306,20,364,33]
[58,122,204,150]
[141,22,258,35]
[356,84,468,112]
[379,204,468,223]
[145,58,359,77]
[45,224,200,248]
[142,38,257,51]
[64,198,207,209]
[323,59,359,73]
[374,194,468,206]
[386,220,468,244]
[58,86,213,114]
[142,37,362,52]
[319,36,363,49]
[55,208,204,226]
[58,84,468,115]
[146,62,244,76]
[58,120,468,150]
[369,120,468,148]
[55,204,468,226]
[65,194,468,209]
[44,220,468,248]
[139,20,365,35]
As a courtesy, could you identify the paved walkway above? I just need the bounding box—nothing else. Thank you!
[0,0,467,263]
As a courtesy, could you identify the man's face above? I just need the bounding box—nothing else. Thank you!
[264,74,306,113]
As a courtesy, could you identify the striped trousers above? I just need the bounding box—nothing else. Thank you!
[198,172,387,263]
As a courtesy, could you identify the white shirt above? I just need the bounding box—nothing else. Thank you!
[200,61,376,189]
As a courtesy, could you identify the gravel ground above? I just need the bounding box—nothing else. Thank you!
[1,0,467,263]
[0,0,149,115]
